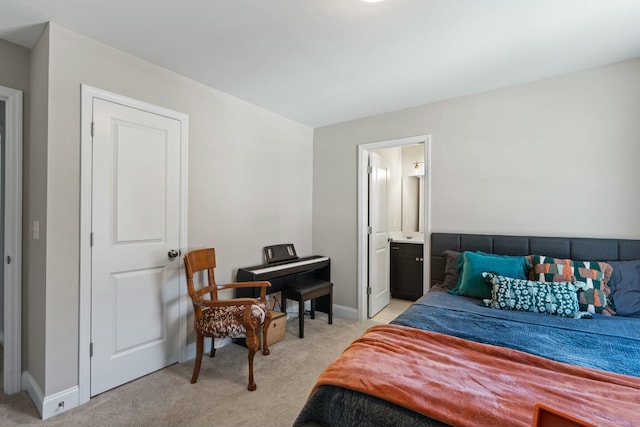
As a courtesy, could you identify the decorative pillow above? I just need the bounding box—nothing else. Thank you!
[531,255,613,314]
[482,272,583,318]
[449,251,530,300]
[441,250,460,290]
[608,260,640,317]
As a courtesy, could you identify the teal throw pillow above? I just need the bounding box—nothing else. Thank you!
[449,251,530,300]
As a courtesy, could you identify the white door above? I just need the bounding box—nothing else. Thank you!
[90,98,181,396]
[368,152,391,317]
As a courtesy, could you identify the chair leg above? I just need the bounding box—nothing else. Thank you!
[245,329,259,391]
[210,337,216,357]
[298,298,305,338]
[262,312,272,356]
[191,332,204,384]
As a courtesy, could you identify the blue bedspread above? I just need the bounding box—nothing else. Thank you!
[392,291,640,377]
[294,292,640,426]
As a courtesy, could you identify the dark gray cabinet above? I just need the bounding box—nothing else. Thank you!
[390,242,424,301]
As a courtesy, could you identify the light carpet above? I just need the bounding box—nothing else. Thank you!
[0,314,377,426]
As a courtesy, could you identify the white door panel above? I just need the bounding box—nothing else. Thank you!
[114,123,167,242]
[111,268,164,351]
[368,152,390,317]
[91,98,181,396]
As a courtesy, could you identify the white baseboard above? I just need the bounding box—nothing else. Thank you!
[42,386,79,420]
[22,371,79,420]
[21,371,43,418]
[333,304,358,320]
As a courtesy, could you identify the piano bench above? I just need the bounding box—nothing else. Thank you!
[282,279,333,339]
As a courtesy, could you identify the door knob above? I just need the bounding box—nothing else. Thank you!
[168,249,179,259]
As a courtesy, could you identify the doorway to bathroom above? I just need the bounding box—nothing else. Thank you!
[357,135,431,320]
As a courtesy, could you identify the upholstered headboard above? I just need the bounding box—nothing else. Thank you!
[430,233,640,285]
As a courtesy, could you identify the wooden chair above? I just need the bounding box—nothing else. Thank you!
[184,248,272,391]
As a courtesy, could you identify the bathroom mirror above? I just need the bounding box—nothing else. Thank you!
[401,176,422,232]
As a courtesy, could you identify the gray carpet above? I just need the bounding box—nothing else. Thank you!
[0,314,377,426]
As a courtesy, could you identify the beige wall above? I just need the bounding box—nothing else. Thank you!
[0,38,30,92]
[25,28,49,392]
[313,58,640,309]
[29,23,313,396]
[0,37,39,385]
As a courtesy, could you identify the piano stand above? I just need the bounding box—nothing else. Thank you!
[236,249,333,340]
[281,279,333,338]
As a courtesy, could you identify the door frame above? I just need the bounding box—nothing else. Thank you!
[357,134,431,321]
[78,85,189,404]
[1,85,23,394]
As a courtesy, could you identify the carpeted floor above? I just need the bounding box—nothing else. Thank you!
[0,314,378,426]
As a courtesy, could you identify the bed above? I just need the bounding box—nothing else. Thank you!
[293,233,640,427]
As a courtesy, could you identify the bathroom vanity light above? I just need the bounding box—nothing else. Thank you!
[413,161,425,176]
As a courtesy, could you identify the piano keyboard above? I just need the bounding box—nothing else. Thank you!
[246,256,329,275]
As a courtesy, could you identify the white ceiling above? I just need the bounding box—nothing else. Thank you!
[2,0,640,127]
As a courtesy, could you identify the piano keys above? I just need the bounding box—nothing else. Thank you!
[237,255,330,282]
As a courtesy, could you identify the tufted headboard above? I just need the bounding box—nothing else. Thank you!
[430,233,640,285]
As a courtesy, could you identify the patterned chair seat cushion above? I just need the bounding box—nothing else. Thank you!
[195,302,267,338]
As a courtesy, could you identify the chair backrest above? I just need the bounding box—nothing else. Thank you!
[184,248,220,316]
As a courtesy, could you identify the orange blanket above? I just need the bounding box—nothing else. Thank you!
[313,324,640,427]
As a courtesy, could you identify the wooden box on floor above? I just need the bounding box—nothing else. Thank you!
[260,311,286,348]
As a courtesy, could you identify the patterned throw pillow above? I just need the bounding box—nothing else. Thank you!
[531,255,613,314]
[482,272,583,318]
